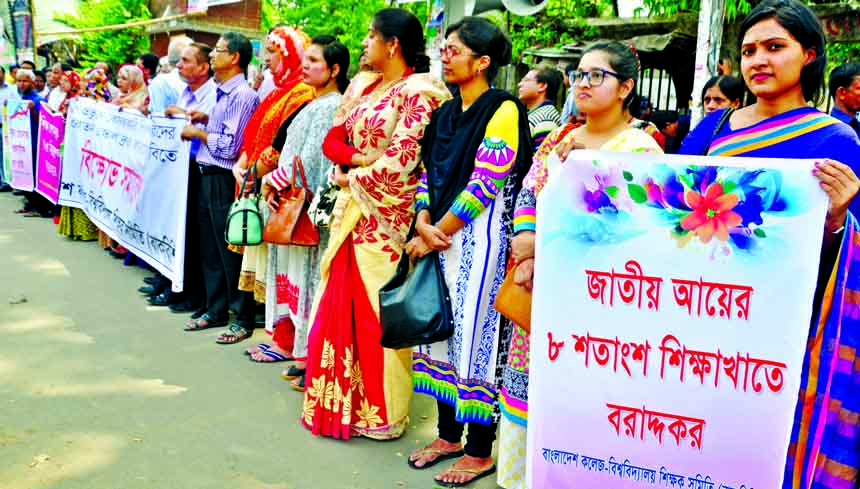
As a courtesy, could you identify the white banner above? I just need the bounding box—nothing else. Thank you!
[61,98,190,290]
[527,151,828,488]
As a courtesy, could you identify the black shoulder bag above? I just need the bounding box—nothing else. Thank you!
[378,220,454,350]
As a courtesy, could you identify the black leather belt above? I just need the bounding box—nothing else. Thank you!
[199,165,231,175]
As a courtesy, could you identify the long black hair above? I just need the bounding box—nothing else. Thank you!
[445,16,512,84]
[738,0,826,105]
[371,8,430,73]
[312,35,350,94]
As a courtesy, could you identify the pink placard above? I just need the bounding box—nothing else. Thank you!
[36,103,64,203]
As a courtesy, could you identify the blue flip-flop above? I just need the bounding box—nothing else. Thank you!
[244,343,271,356]
[249,348,294,363]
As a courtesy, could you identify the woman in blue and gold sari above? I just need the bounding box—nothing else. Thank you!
[680,1,860,486]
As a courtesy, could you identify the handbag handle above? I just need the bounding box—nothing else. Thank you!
[290,155,310,190]
[240,158,259,196]
[392,215,421,276]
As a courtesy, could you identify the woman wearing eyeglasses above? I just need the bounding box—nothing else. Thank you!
[496,41,663,489]
[405,16,533,488]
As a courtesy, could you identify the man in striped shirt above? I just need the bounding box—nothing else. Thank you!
[180,32,260,342]
[518,66,563,153]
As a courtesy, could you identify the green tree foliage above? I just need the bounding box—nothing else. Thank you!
[57,0,151,68]
[263,0,428,69]
[508,0,612,60]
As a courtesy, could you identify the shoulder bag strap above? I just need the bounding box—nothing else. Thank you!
[703,108,734,156]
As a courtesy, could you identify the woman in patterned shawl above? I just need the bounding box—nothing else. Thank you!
[212,26,316,344]
[301,8,449,440]
[83,68,112,102]
[242,37,349,390]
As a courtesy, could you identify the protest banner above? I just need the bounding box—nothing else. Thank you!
[1,105,10,184]
[527,150,829,488]
[6,99,34,191]
[35,103,64,203]
[61,98,190,290]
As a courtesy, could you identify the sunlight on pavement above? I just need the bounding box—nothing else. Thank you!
[0,310,95,345]
[0,432,126,489]
[12,255,71,277]
[29,377,188,397]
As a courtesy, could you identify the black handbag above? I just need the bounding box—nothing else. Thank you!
[379,224,454,349]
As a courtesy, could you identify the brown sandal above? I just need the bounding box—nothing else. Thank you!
[434,465,497,487]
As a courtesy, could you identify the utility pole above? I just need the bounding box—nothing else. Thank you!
[690,0,726,128]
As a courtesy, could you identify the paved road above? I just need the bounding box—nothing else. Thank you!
[0,194,501,489]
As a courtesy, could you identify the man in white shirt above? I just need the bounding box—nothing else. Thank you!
[46,63,69,111]
[148,36,193,114]
[34,70,50,98]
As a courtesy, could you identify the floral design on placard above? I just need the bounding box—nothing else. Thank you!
[567,161,805,255]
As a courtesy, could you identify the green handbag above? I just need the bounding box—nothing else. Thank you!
[224,163,263,246]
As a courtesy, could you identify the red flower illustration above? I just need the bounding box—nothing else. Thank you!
[399,93,428,129]
[353,215,380,245]
[345,107,365,134]
[385,135,419,167]
[359,113,387,150]
[371,168,404,198]
[680,182,742,243]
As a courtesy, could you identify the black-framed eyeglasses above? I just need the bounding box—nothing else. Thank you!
[573,68,622,87]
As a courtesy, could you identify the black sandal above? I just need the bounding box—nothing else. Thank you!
[281,365,306,380]
[290,374,305,392]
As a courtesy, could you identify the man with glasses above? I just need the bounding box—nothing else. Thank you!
[180,32,260,343]
[518,66,563,152]
[560,62,579,124]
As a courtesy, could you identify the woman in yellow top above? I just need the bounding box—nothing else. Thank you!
[405,17,533,488]
[301,8,449,440]
[497,42,663,489]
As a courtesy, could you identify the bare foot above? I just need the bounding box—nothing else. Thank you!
[244,343,270,355]
[249,345,294,362]
[408,438,463,469]
[434,455,495,486]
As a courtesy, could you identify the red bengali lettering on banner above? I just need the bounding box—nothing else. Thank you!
[670,277,753,320]
[605,402,706,450]
[584,260,663,311]
[552,330,786,396]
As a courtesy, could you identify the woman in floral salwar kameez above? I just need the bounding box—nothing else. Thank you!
[679,1,860,486]
[404,18,533,488]
[301,8,449,440]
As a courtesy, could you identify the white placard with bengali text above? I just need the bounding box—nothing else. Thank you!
[527,150,828,489]
[61,98,190,290]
